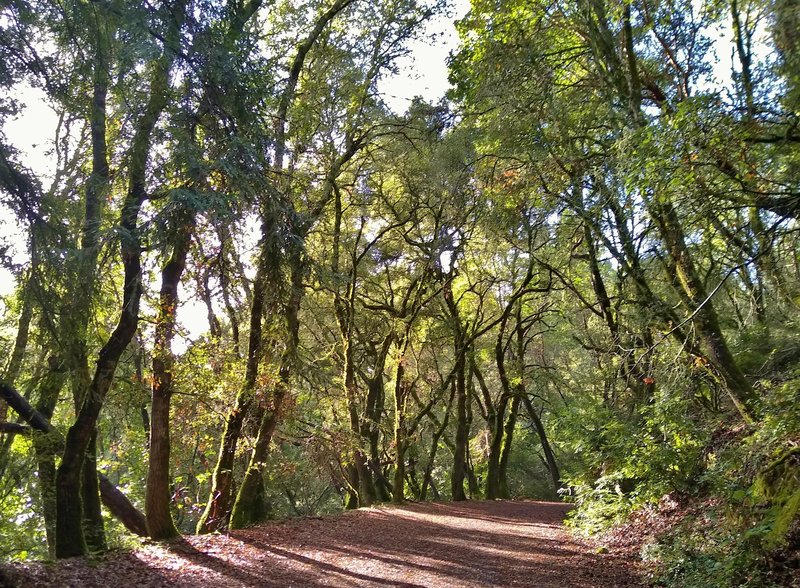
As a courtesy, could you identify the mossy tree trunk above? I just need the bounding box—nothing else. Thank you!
[197,258,267,533]
[0,382,148,542]
[420,383,454,501]
[229,255,301,528]
[522,395,560,492]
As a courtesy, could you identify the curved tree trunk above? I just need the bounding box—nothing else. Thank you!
[32,359,68,556]
[391,355,406,504]
[229,249,304,528]
[197,260,267,533]
[0,269,33,421]
[51,9,113,553]
[200,0,353,532]
[444,280,469,502]
[487,309,515,500]
[365,364,391,502]
[465,385,480,500]
[486,390,510,499]
[582,0,758,422]
[228,389,284,528]
[420,383,455,501]
[55,14,179,554]
[649,200,759,421]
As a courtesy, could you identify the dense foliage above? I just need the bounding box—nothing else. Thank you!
[0,0,798,585]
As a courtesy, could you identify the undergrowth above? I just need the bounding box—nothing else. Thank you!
[566,379,800,587]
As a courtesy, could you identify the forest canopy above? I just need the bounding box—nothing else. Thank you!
[0,0,798,585]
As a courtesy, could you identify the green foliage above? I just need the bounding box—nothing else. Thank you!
[504,427,561,500]
[262,440,344,518]
[639,382,800,587]
[0,437,46,561]
[563,379,709,534]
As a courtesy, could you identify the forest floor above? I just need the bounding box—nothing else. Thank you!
[1,500,644,587]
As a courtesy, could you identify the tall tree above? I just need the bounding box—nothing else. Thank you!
[55,0,187,557]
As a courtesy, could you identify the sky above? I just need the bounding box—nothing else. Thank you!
[379,0,470,113]
[0,0,471,345]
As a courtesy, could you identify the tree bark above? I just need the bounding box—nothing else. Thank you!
[364,336,393,502]
[200,0,352,532]
[498,394,520,499]
[583,0,759,422]
[649,199,758,421]
[197,259,267,533]
[392,350,409,504]
[146,216,193,540]
[420,383,455,501]
[331,191,376,508]
[33,359,67,556]
[444,280,469,501]
[487,302,519,499]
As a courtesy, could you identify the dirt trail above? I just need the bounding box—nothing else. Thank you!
[1,500,643,587]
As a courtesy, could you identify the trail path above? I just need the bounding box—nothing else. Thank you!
[2,500,643,587]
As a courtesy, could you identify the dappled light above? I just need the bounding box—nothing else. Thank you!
[4,501,641,587]
[1,0,798,585]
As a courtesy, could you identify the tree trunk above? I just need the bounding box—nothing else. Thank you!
[487,303,517,499]
[450,361,468,502]
[81,433,105,551]
[197,260,266,533]
[486,389,510,499]
[197,218,279,533]
[444,280,468,502]
[465,376,480,499]
[392,348,409,504]
[420,384,455,501]
[146,217,193,540]
[498,394,520,499]
[522,395,561,491]
[51,8,113,554]
[0,271,35,479]
[364,337,393,502]
[201,0,352,532]
[650,200,758,421]
[341,322,374,508]
[228,396,281,528]
[67,346,106,553]
[31,358,67,556]
[230,248,304,528]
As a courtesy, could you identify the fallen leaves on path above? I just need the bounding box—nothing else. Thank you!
[1,500,644,587]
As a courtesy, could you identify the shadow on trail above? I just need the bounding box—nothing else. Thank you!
[230,500,641,588]
[1,501,642,587]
